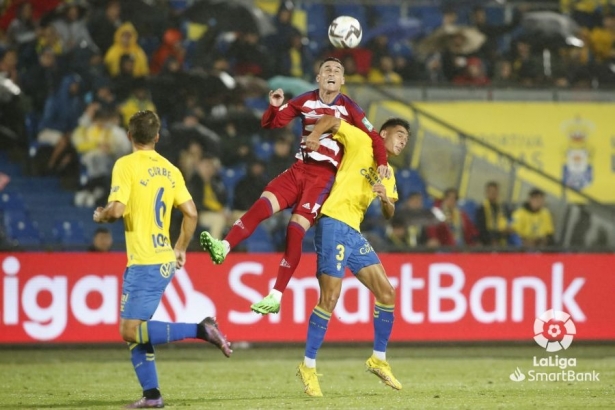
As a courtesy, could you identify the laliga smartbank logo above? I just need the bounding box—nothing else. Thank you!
[509,309,599,383]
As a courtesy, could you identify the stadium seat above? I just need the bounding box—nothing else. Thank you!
[253,140,273,161]
[4,211,42,247]
[52,219,87,248]
[245,225,275,253]
[0,192,25,212]
[409,5,442,32]
[371,5,403,27]
[395,168,427,201]
[458,199,478,225]
[220,165,247,208]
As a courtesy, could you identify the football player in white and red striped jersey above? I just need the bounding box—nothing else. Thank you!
[200,58,390,315]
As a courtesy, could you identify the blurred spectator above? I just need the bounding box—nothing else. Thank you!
[561,0,607,29]
[21,48,62,116]
[88,0,121,55]
[6,1,37,49]
[510,39,543,86]
[427,188,478,247]
[166,114,221,163]
[227,30,271,78]
[266,133,295,179]
[492,59,515,87]
[219,121,253,167]
[342,54,366,83]
[471,5,524,75]
[277,29,313,80]
[475,181,511,246]
[232,158,268,213]
[36,73,84,174]
[384,215,415,251]
[35,25,64,56]
[267,1,299,51]
[150,28,185,74]
[177,140,203,181]
[111,54,139,102]
[118,79,155,127]
[89,76,116,112]
[387,192,434,249]
[188,155,228,240]
[367,55,403,84]
[589,12,615,62]
[511,188,555,248]
[88,227,113,252]
[51,1,99,53]
[72,105,129,207]
[0,48,19,85]
[452,57,491,86]
[103,22,149,77]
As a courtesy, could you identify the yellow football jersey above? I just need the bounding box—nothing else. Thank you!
[321,120,397,232]
[108,150,192,266]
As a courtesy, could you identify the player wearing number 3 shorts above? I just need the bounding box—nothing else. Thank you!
[296,115,410,397]
[94,110,231,409]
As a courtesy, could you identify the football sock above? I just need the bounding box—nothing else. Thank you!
[268,289,283,303]
[305,306,331,360]
[373,302,395,354]
[303,357,316,368]
[135,321,197,345]
[273,222,305,293]
[225,197,273,249]
[129,342,159,392]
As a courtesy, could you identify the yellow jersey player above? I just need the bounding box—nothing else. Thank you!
[93,110,232,409]
[297,115,409,397]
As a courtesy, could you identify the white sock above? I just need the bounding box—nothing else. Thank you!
[269,289,283,303]
[304,357,316,368]
[222,240,231,256]
[373,350,386,361]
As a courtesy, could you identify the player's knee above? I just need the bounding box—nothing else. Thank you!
[119,322,137,343]
[319,292,340,312]
[376,285,396,306]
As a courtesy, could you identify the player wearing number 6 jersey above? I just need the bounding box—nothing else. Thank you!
[94,110,232,409]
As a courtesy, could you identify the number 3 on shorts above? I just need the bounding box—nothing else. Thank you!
[336,244,345,261]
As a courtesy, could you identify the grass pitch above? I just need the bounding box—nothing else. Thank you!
[0,344,613,409]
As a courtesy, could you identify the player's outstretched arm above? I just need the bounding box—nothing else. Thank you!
[261,89,301,129]
[304,115,341,152]
[93,201,125,223]
[174,199,197,269]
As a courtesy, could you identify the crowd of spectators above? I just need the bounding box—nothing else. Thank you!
[0,0,610,251]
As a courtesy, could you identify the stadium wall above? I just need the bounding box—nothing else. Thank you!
[1,252,613,344]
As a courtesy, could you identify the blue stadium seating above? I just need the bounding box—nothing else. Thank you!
[52,219,87,248]
[371,5,402,27]
[220,165,247,208]
[333,5,368,32]
[458,199,478,225]
[4,211,42,247]
[395,168,427,201]
[0,192,25,212]
[302,227,316,253]
[253,140,273,161]
[245,225,275,253]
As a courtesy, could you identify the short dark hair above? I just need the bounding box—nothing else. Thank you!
[94,227,110,235]
[319,57,342,69]
[379,117,411,134]
[486,181,499,189]
[128,110,160,145]
[529,188,545,197]
[444,187,458,199]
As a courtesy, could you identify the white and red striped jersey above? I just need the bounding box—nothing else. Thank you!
[261,90,387,168]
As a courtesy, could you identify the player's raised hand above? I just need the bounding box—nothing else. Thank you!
[269,89,285,107]
[304,132,320,152]
[377,165,391,179]
[174,248,186,269]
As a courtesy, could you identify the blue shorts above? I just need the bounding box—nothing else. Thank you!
[120,262,176,320]
[314,216,380,278]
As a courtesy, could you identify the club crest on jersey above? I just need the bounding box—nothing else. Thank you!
[362,117,374,131]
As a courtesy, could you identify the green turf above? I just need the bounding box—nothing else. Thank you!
[0,344,613,409]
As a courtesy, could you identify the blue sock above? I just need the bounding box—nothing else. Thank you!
[129,342,159,391]
[135,321,198,345]
[373,303,395,353]
[305,306,331,359]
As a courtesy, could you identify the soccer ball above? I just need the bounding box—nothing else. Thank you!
[328,16,363,49]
